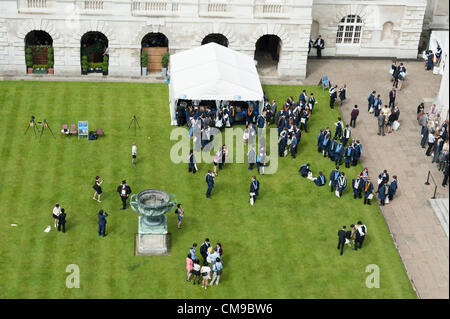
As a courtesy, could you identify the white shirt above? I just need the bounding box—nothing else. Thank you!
[358,225,367,236]
[53,206,61,217]
[200,266,211,279]
[132,145,137,155]
[428,133,435,143]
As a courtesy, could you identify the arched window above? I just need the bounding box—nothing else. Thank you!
[201,34,229,47]
[336,15,363,44]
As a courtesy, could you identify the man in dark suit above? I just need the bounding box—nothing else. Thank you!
[250,176,260,204]
[314,35,325,58]
[58,208,67,233]
[368,91,376,112]
[200,238,211,263]
[389,87,396,109]
[206,170,214,198]
[98,209,108,237]
[337,226,347,255]
[117,180,132,210]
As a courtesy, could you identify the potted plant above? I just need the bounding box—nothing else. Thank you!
[47,60,54,74]
[25,47,33,74]
[33,64,48,74]
[102,55,108,76]
[161,51,169,77]
[47,48,54,74]
[141,50,148,76]
[81,56,88,75]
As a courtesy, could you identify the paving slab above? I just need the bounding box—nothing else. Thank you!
[304,58,449,299]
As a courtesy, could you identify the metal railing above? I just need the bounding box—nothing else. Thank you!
[424,170,438,199]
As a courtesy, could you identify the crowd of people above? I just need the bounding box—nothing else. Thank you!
[187,239,224,289]
[299,164,398,206]
[418,103,449,187]
[367,88,401,136]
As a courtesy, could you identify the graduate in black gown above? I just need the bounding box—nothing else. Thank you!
[314,171,326,186]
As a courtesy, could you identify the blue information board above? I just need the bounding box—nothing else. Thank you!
[78,121,88,139]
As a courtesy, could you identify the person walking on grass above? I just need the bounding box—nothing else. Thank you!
[98,209,108,237]
[200,261,211,290]
[175,204,184,229]
[57,208,67,233]
[131,142,137,166]
[186,253,194,282]
[337,226,347,256]
[52,203,61,229]
[93,176,103,202]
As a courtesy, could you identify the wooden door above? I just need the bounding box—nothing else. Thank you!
[143,47,168,72]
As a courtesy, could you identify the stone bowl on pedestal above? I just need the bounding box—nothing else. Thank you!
[130,189,177,256]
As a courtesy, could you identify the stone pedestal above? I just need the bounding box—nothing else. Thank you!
[135,233,170,256]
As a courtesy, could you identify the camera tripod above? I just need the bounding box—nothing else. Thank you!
[40,119,55,140]
[24,116,37,137]
[128,115,140,136]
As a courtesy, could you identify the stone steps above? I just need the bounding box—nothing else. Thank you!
[429,198,449,238]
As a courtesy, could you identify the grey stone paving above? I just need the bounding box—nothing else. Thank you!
[303,58,449,299]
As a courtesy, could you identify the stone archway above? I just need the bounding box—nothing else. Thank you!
[24,30,54,74]
[141,32,169,73]
[254,34,282,73]
[80,31,109,74]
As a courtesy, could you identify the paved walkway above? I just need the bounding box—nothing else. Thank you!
[304,58,449,299]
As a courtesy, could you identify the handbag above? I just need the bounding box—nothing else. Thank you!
[368,193,374,200]
[385,197,389,204]
[335,190,340,198]
[301,118,306,124]
[377,178,382,185]
[369,106,374,113]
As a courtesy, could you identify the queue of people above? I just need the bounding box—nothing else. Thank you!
[418,103,449,187]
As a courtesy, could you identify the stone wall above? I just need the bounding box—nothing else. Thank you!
[311,0,427,59]
[0,0,442,79]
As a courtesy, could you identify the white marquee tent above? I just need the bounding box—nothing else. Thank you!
[168,42,264,125]
[428,30,449,119]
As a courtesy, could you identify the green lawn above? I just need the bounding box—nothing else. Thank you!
[0,81,416,299]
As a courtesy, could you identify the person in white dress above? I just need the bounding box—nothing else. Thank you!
[52,204,61,228]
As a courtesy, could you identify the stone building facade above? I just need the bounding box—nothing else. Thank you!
[0,0,447,79]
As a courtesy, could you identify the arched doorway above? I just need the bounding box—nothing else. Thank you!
[80,31,109,75]
[141,32,169,74]
[201,34,229,47]
[24,30,54,74]
[254,35,281,74]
